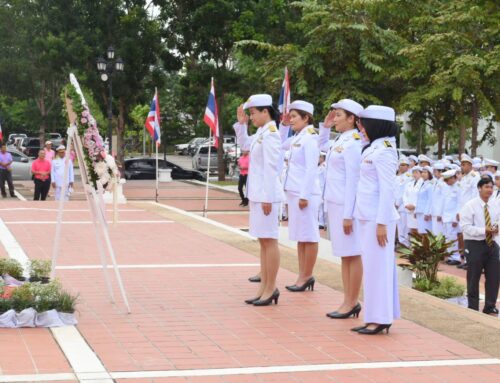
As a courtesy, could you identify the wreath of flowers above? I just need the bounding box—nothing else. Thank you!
[62,74,119,190]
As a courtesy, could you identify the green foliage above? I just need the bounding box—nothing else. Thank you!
[0,258,24,279]
[426,276,465,299]
[399,231,455,285]
[10,283,34,311]
[29,260,51,280]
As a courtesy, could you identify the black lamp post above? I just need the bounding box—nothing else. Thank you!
[96,46,124,153]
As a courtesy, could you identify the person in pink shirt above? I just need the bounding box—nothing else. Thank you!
[44,141,56,162]
[237,150,249,206]
[31,150,52,200]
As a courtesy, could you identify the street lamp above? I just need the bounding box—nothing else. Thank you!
[96,46,124,153]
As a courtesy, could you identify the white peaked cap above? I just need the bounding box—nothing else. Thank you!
[495,171,500,178]
[289,100,314,115]
[243,94,273,110]
[418,154,432,163]
[331,99,364,116]
[472,157,482,164]
[408,155,418,163]
[56,145,66,151]
[399,157,410,165]
[412,166,422,172]
[422,165,433,173]
[460,153,473,164]
[452,164,461,170]
[434,162,445,171]
[445,155,454,161]
[473,162,482,170]
[359,105,395,122]
[442,169,457,179]
[484,158,500,167]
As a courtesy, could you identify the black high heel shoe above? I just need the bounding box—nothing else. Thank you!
[326,303,361,319]
[253,289,280,306]
[244,296,261,304]
[286,277,315,292]
[350,324,368,332]
[357,324,391,335]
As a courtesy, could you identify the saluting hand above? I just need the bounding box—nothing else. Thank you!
[376,224,388,247]
[323,110,336,129]
[262,202,272,216]
[343,219,353,235]
[237,105,249,125]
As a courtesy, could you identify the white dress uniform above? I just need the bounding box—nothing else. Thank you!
[395,171,413,245]
[441,181,461,261]
[459,170,480,205]
[319,124,363,257]
[415,179,433,234]
[317,161,327,227]
[50,156,74,201]
[431,178,446,235]
[354,134,400,324]
[403,177,422,230]
[280,122,321,242]
[233,113,283,239]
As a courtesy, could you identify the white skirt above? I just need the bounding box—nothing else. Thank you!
[406,211,418,229]
[416,213,432,234]
[327,201,361,257]
[249,201,280,239]
[286,192,320,242]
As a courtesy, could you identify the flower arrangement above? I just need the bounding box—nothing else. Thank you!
[28,259,51,283]
[61,74,120,190]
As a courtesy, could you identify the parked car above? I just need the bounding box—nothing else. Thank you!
[20,137,41,157]
[6,133,27,146]
[8,149,32,180]
[175,137,200,155]
[192,145,219,171]
[187,137,208,156]
[47,132,64,147]
[225,144,241,160]
[124,158,206,181]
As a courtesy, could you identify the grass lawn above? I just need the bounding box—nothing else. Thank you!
[212,180,238,186]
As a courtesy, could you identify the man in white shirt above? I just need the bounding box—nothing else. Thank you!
[51,145,74,201]
[460,176,499,315]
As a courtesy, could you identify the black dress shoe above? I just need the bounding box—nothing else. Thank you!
[253,289,280,306]
[248,275,261,283]
[10,194,15,197]
[286,277,315,292]
[483,307,499,315]
[357,324,392,335]
[350,324,368,332]
[326,303,361,319]
[245,296,261,304]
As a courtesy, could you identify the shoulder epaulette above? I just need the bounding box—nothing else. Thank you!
[353,132,360,140]
[268,124,277,133]
[384,140,392,148]
[470,170,477,177]
[307,127,317,135]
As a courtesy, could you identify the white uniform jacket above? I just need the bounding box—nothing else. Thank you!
[459,171,480,206]
[415,180,433,215]
[441,183,460,223]
[50,157,74,187]
[233,121,283,203]
[431,178,445,217]
[490,188,500,208]
[319,124,363,220]
[403,178,422,214]
[280,124,320,200]
[395,172,413,212]
[354,137,399,225]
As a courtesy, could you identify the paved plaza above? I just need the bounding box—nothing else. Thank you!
[0,181,499,382]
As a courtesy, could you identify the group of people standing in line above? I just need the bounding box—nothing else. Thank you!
[234,95,400,335]
[30,141,74,201]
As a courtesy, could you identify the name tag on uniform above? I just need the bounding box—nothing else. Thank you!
[292,143,301,147]
[364,160,373,164]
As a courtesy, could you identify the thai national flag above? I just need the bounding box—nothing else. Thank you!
[203,78,219,147]
[278,67,290,121]
[145,90,161,147]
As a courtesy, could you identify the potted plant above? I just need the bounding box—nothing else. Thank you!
[1,259,25,281]
[29,259,51,283]
[399,231,465,298]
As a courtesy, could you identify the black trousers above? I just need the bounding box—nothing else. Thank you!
[34,179,51,201]
[238,174,248,203]
[464,239,500,311]
[0,169,14,196]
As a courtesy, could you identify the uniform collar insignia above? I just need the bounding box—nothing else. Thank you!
[384,140,392,148]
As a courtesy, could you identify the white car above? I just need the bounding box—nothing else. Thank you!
[6,148,32,180]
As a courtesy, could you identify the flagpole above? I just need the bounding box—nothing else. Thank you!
[155,87,159,203]
[203,129,212,218]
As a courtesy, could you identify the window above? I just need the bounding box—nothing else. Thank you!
[199,146,217,155]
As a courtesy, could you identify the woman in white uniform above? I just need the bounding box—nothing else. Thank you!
[352,105,400,335]
[415,166,433,234]
[317,99,364,318]
[279,100,320,292]
[403,167,422,234]
[233,94,283,306]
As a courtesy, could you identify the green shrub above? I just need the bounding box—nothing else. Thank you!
[10,283,34,311]
[427,276,465,299]
[54,291,79,313]
[29,259,52,279]
[2,259,24,279]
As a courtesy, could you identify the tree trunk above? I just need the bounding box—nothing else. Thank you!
[217,92,225,181]
[471,98,479,157]
[458,119,467,155]
[117,97,126,172]
[437,127,444,159]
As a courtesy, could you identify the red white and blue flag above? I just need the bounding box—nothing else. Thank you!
[278,67,290,121]
[145,89,161,147]
[203,78,219,147]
